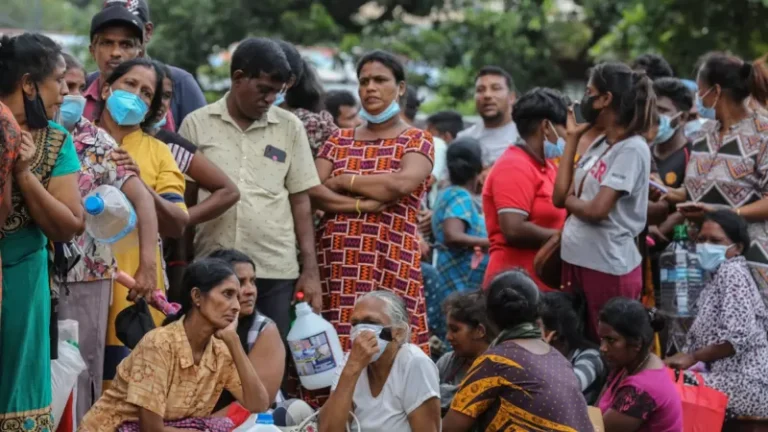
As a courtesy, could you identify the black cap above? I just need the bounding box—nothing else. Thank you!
[103,0,150,24]
[90,5,145,43]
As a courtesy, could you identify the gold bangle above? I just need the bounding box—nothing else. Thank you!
[355,199,362,217]
[350,174,356,188]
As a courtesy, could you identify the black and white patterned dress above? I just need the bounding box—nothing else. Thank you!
[684,256,768,417]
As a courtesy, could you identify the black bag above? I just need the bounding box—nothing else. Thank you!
[115,299,155,349]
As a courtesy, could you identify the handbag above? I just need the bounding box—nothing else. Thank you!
[115,299,155,349]
[667,368,728,432]
[533,141,613,290]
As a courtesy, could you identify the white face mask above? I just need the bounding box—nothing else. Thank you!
[350,323,389,363]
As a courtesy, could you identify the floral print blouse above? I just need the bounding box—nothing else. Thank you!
[69,117,134,282]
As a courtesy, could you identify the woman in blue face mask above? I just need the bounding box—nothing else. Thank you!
[320,290,441,432]
[677,52,768,303]
[482,87,569,291]
[665,210,768,419]
[96,58,190,389]
[307,50,435,368]
[56,53,161,421]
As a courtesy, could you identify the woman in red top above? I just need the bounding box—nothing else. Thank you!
[482,88,568,289]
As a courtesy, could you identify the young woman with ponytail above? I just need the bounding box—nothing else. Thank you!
[668,52,768,301]
[553,62,655,341]
[80,258,270,432]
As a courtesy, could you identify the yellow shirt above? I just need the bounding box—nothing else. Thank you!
[179,96,320,278]
[111,129,187,328]
[80,319,243,432]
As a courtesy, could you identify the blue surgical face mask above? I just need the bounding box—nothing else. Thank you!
[696,87,717,120]
[684,118,707,137]
[697,243,734,272]
[273,91,286,106]
[350,323,389,363]
[653,113,680,145]
[151,114,167,130]
[544,123,565,159]
[106,88,149,126]
[59,95,86,129]
[359,99,401,124]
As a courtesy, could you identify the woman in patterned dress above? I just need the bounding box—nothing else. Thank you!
[673,53,768,302]
[0,33,84,432]
[665,211,768,418]
[310,50,434,356]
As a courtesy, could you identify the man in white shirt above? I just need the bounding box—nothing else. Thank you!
[457,66,519,169]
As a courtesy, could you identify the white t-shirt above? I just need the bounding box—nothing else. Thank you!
[456,121,520,166]
[428,136,448,208]
[331,344,440,432]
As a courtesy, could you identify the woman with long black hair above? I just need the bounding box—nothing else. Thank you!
[81,258,270,431]
[553,62,655,340]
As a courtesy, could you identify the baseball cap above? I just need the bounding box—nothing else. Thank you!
[103,0,151,24]
[90,5,145,43]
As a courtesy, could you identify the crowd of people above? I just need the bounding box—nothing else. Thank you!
[1,0,768,431]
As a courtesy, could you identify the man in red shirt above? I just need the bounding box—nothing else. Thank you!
[482,88,569,289]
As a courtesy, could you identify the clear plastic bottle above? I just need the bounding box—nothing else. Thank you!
[287,300,344,390]
[83,185,138,254]
[659,225,704,316]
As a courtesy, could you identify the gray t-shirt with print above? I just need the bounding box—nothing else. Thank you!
[457,121,520,166]
[561,135,650,275]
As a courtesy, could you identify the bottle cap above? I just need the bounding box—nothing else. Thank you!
[296,292,305,302]
[84,194,105,215]
[255,412,274,425]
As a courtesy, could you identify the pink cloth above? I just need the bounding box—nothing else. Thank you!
[598,368,683,432]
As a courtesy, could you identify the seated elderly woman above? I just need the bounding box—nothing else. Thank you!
[209,249,286,409]
[319,291,441,432]
[80,259,270,431]
[443,270,593,432]
[665,210,768,418]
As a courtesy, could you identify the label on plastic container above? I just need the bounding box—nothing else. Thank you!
[289,331,338,377]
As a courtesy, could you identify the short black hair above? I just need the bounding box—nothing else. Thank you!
[632,53,674,80]
[512,87,570,138]
[230,37,291,83]
[539,292,594,353]
[325,90,357,123]
[208,248,256,270]
[426,111,464,139]
[486,268,540,330]
[703,209,751,252]
[62,52,85,76]
[476,65,514,91]
[0,33,63,97]
[103,57,164,130]
[442,290,498,343]
[402,85,421,121]
[446,137,483,186]
[599,298,664,353]
[356,50,406,83]
[285,59,324,112]
[652,77,694,112]
[274,39,304,83]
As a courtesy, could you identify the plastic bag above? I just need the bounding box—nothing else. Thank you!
[51,340,87,429]
[668,368,728,432]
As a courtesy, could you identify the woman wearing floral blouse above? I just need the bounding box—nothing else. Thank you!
[56,53,158,421]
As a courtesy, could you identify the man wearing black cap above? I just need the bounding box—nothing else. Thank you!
[83,5,152,124]
[85,0,207,128]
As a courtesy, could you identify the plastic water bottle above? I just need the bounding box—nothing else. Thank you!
[248,413,280,431]
[659,225,704,316]
[287,298,344,390]
[83,185,137,254]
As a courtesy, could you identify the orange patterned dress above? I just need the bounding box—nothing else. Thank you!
[0,102,20,344]
[316,127,434,352]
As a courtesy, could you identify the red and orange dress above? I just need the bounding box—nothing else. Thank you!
[316,127,434,352]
